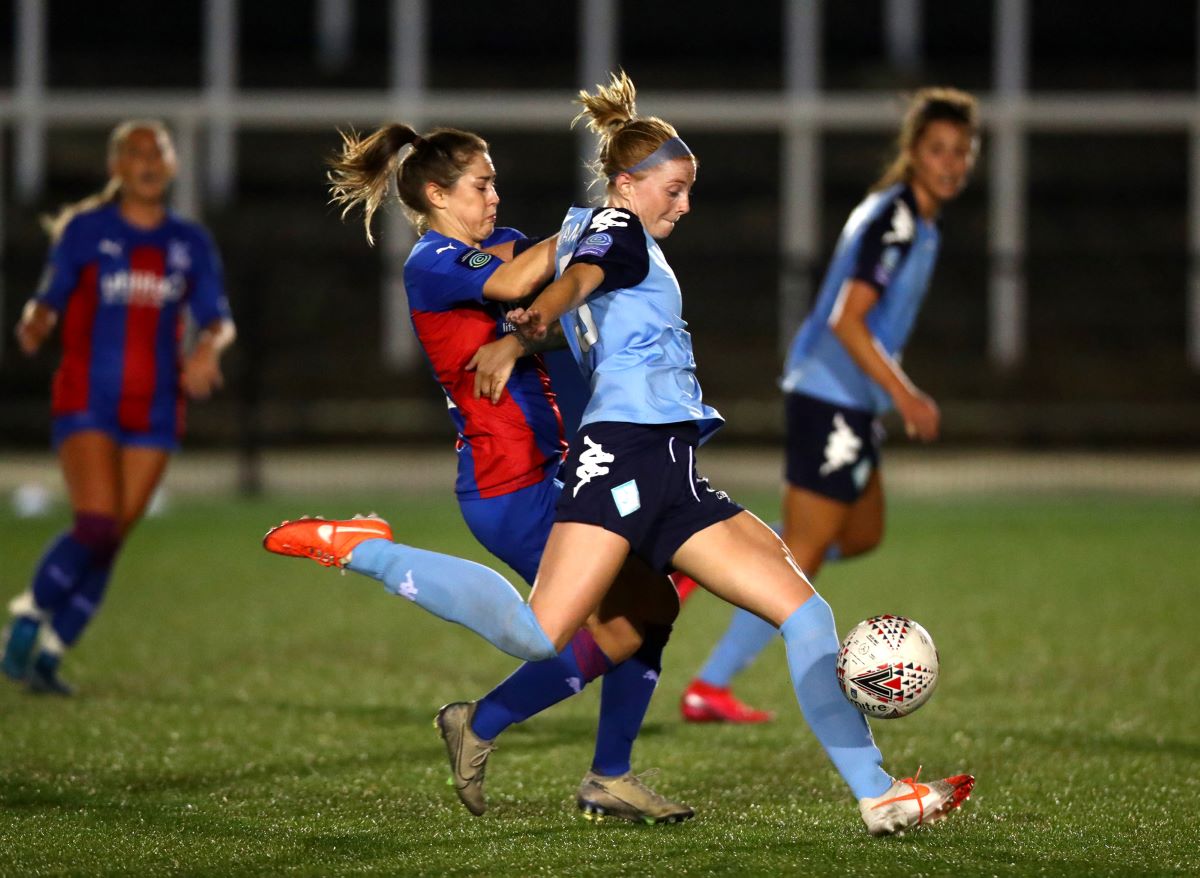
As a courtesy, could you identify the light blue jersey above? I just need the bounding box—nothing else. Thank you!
[781,184,941,415]
[554,205,723,443]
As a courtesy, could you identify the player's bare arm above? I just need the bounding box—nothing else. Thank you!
[830,279,939,440]
[509,263,604,340]
[481,235,560,302]
[15,300,58,356]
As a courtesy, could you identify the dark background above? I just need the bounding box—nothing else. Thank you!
[1,1,1196,450]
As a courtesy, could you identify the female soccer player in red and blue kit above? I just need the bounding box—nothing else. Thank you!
[267,124,688,822]
[3,121,235,694]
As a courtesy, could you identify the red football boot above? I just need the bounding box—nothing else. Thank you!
[680,679,775,723]
[263,514,393,568]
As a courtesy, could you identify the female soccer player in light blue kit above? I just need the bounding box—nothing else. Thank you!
[269,74,974,835]
[680,87,980,725]
[271,122,690,823]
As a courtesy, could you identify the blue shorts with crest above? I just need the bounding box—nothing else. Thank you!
[555,421,742,572]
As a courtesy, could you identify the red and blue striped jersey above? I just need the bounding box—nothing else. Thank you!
[35,202,231,435]
[404,227,583,500]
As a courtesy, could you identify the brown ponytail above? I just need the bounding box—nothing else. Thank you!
[574,70,688,195]
[327,123,489,243]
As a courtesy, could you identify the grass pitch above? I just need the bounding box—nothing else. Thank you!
[2,487,1198,876]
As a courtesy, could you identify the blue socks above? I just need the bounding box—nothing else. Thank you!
[471,628,614,740]
[695,608,779,687]
[50,563,115,647]
[592,623,670,776]
[31,533,93,612]
[780,595,891,800]
[346,539,557,662]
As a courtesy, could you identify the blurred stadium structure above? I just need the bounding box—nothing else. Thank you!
[0,0,1197,469]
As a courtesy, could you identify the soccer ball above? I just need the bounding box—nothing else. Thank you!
[836,615,939,719]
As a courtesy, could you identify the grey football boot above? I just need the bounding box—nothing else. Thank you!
[434,701,496,816]
[577,770,695,825]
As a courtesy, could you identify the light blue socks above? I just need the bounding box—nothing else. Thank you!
[695,607,779,687]
[347,539,557,662]
[780,594,891,800]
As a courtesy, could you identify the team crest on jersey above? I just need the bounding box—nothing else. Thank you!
[456,249,494,270]
[875,245,902,287]
[167,239,191,271]
[575,233,613,259]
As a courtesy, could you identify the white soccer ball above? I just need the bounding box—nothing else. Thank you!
[836,614,939,719]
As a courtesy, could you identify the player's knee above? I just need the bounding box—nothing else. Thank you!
[71,512,122,566]
[838,529,884,559]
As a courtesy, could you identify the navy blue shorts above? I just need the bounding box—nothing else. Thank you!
[784,392,882,503]
[556,421,743,572]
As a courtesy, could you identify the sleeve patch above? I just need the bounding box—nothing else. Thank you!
[574,233,613,259]
[456,249,495,270]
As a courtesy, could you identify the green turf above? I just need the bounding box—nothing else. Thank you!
[2,489,1198,876]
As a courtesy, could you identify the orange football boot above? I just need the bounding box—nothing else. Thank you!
[263,514,393,568]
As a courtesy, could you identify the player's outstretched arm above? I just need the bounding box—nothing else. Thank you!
[508,263,604,341]
[482,235,559,302]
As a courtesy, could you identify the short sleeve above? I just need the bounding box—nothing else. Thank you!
[566,208,650,294]
[187,228,233,326]
[405,240,505,311]
[35,217,88,312]
[852,194,917,295]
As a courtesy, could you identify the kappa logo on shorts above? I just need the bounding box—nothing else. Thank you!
[610,479,641,517]
[819,413,862,476]
[573,435,615,497]
[456,249,494,270]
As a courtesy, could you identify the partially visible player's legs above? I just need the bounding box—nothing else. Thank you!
[681,473,885,723]
[5,431,120,690]
[672,509,971,834]
[32,445,169,693]
[265,518,627,662]
[671,511,892,800]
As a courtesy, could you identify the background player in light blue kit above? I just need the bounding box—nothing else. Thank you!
[269,73,975,835]
[3,121,235,694]
[680,87,980,722]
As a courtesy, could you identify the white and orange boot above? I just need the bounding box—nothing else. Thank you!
[263,514,393,569]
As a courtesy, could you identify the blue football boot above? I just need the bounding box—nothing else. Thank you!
[2,616,40,681]
[26,651,74,696]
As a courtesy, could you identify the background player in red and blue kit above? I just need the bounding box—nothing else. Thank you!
[3,121,235,694]
[267,123,687,821]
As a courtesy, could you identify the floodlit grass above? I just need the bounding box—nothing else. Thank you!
[2,488,1198,876]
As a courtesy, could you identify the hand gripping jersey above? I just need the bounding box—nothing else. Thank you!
[404,227,585,500]
[554,205,723,443]
[35,202,231,436]
[781,184,941,415]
